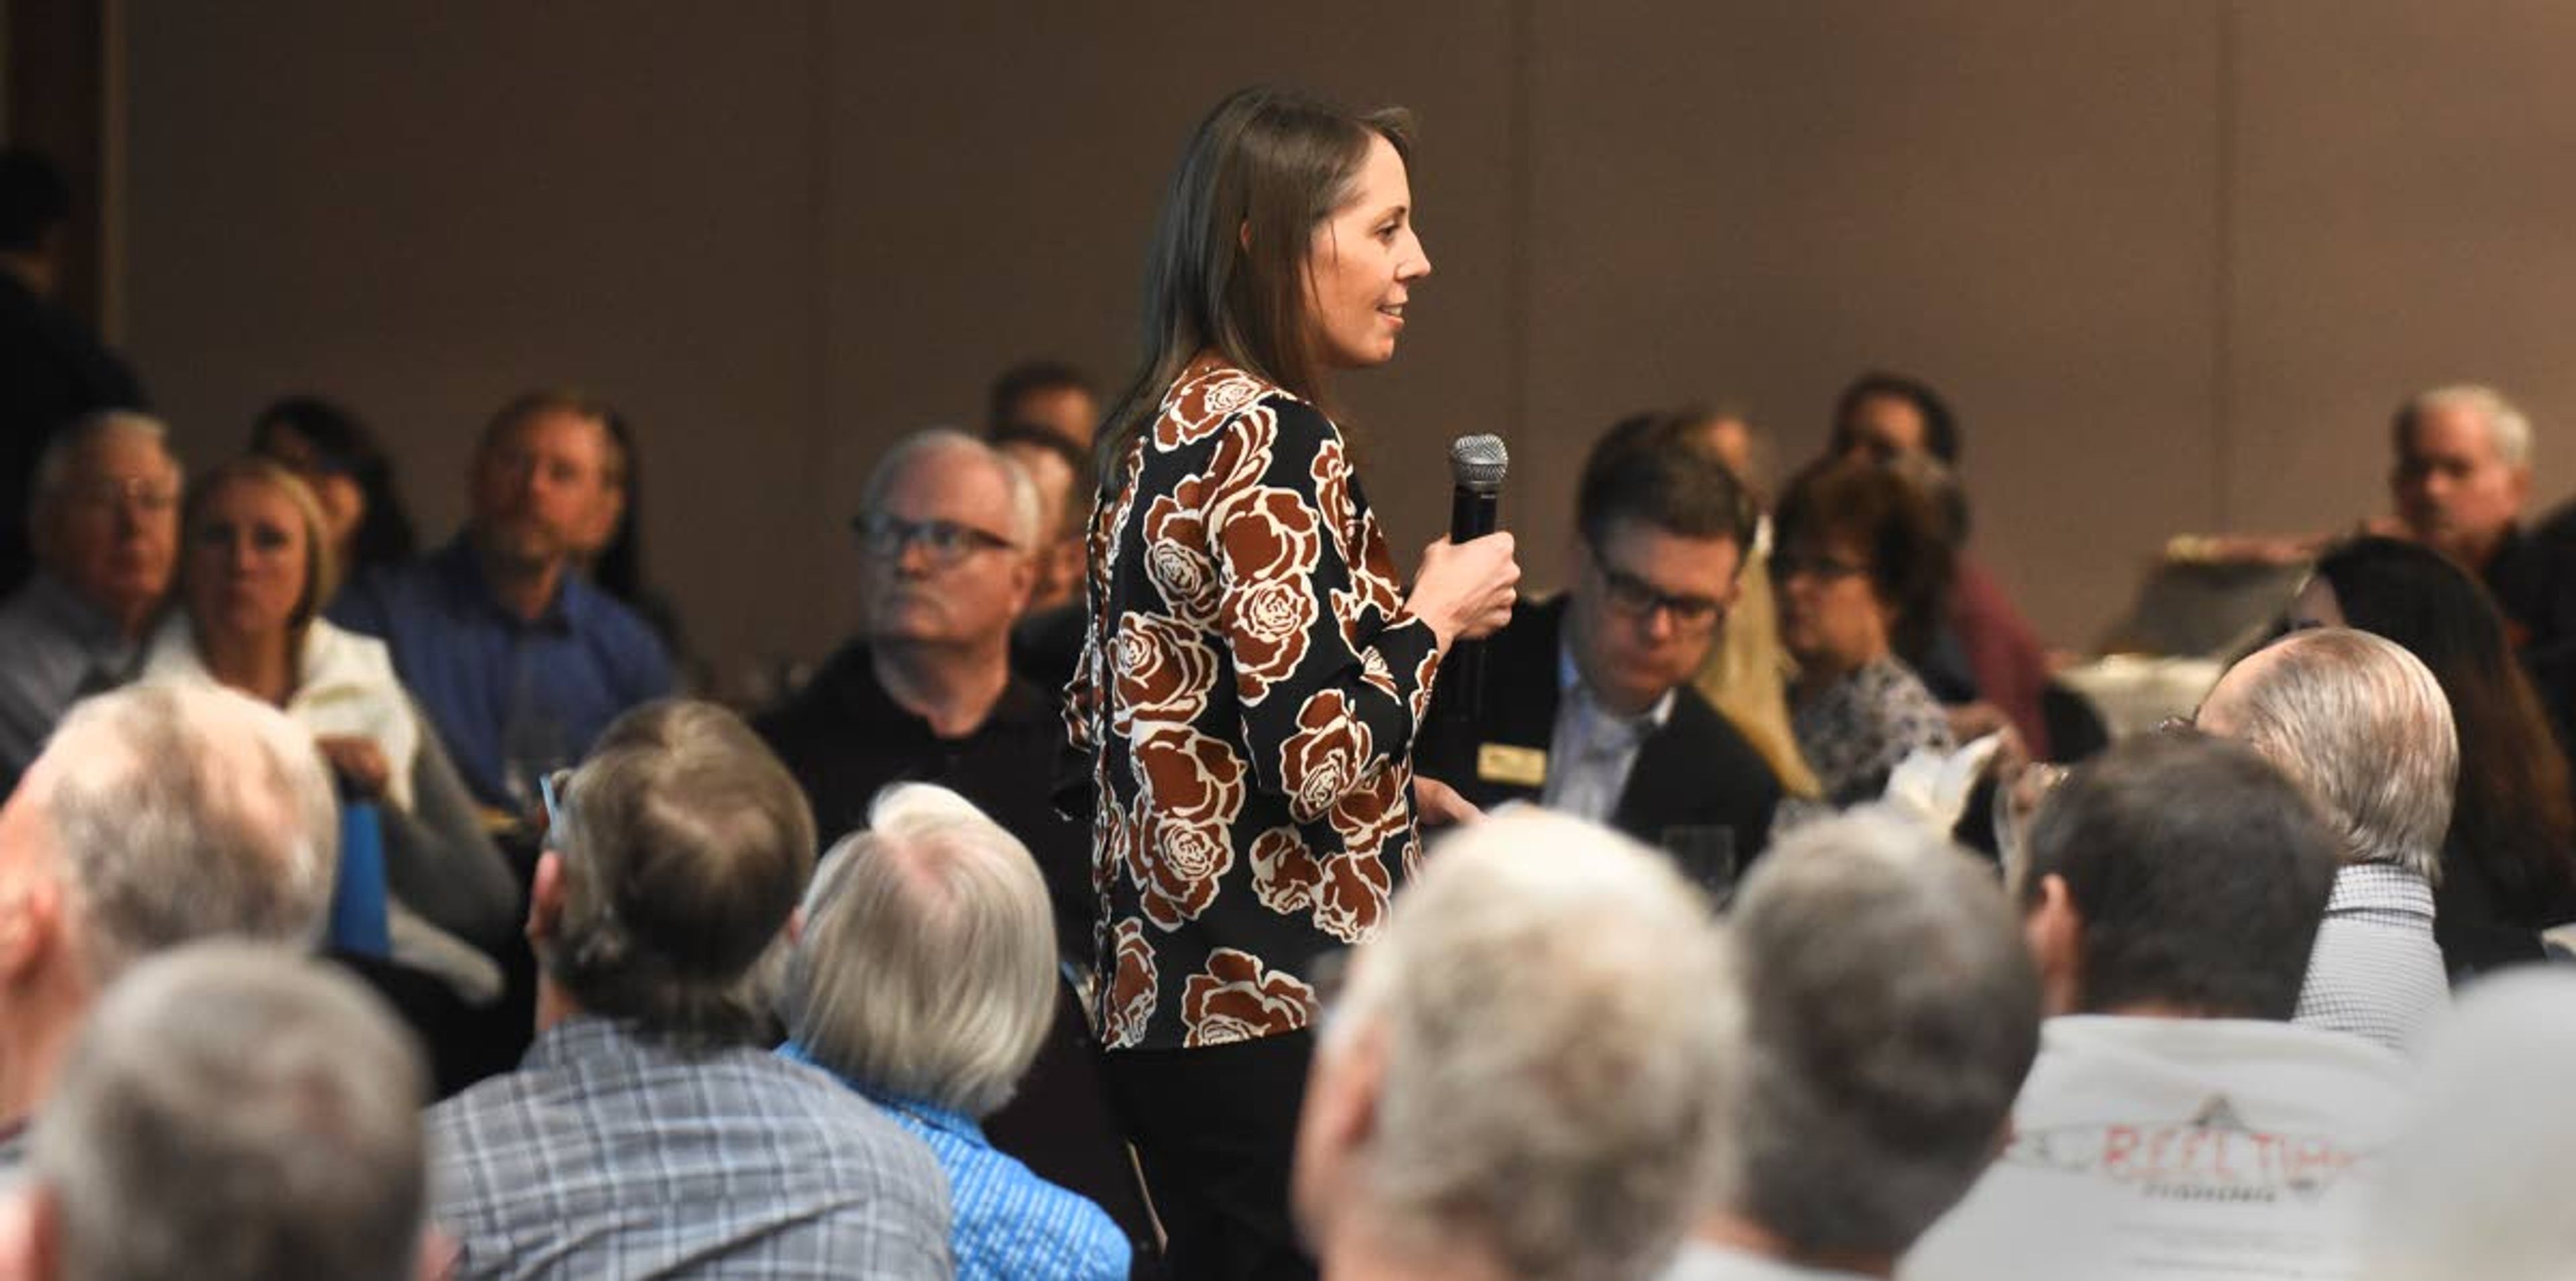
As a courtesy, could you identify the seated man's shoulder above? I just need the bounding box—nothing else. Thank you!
[327,557,446,635]
[752,640,881,735]
[0,582,50,636]
[429,1040,943,1186]
[1670,682,1775,772]
[2027,1014,2413,1119]
[943,1143,1132,1280]
[565,581,674,681]
[1907,1019,2409,1281]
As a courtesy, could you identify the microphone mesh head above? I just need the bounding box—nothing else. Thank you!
[1450,434,1509,490]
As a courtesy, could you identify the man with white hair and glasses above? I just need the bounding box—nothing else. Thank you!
[2192,626,2455,1054]
[1668,810,2040,1280]
[1291,809,1739,1281]
[0,410,180,790]
[779,782,1128,1281]
[757,427,1090,953]
[426,700,951,1278]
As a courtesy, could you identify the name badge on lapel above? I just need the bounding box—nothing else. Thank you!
[1477,743,1548,789]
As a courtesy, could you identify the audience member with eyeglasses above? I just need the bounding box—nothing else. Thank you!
[761,429,1163,1268]
[1421,412,1783,875]
[1772,454,1957,816]
[0,410,180,792]
[757,427,1092,944]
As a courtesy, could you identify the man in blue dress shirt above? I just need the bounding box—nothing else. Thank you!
[331,389,671,814]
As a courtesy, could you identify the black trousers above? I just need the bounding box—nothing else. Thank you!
[1103,1032,1319,1281]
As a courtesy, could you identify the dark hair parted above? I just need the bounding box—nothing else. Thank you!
[1094,86,1414,496]
[250,395,419,574]
[2312,536,2576,926]
[2023,734,2341,1020]
[545,700,816,1050]
[987,360,1096,433]
[1831,371,1962,465]
[1576,409,1759,555]
[1773,455,1955,661]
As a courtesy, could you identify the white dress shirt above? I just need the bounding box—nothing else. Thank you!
[1542,644,1674,825]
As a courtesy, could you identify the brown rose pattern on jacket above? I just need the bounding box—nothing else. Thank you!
[1105,918,1159,1050]
[1181,949,1320,1048]
[1073,357,1440,1051]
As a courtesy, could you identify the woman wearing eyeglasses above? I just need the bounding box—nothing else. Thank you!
[1069,87,1519,1280]
[1772,455,1957,812]
[140,457,519,995]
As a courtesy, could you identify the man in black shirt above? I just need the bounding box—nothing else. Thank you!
[755,427,1085,942]
[755,427,1155,1266]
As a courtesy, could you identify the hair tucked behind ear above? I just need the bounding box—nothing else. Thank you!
[1093,86,1413,498]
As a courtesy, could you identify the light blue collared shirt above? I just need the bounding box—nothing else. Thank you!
[779,1041,1130,1281]
[0,573,137,792]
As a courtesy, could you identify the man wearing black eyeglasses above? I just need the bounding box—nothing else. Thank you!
[755,427,1074,899]
[1421,414,1784,885]
[754,427,1159,1262]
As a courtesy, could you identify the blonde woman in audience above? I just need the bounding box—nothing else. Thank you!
[144,457,517,991]
[780,783,1128,1281]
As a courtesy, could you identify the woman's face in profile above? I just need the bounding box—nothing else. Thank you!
[1303,133,1432,370]
[186,476,309,642]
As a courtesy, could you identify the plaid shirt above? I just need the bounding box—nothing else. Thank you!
[2293,862,2451,1055]
[428,1017,953,1280]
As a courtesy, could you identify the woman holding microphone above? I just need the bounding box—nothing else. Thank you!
[1071,86,1519,1278]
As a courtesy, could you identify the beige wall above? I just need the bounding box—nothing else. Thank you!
[120,2,2576,683]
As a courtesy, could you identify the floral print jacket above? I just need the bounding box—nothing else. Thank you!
[1070,357,1440,1052]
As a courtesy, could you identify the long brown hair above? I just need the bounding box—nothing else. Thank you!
[1093,86,1413,497]
[2312,536,2576,925]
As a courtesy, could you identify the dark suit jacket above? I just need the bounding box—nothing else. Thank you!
[1420,597,1784,870]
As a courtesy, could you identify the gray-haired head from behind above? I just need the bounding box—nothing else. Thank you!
[1727,808,2041,1261]
[782,783,1057,1119]
[28,940,429,1281]
[1322,808,1741,1281]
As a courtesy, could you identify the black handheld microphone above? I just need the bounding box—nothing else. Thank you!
[1444,435,1509,723]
